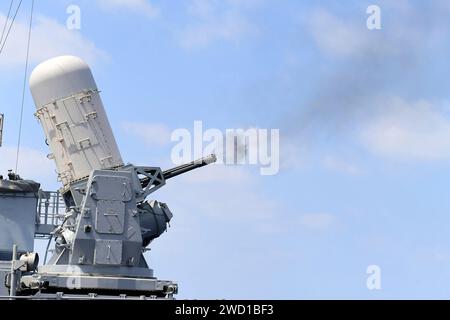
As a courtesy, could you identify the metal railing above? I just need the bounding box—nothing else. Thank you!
[35,191,65,238]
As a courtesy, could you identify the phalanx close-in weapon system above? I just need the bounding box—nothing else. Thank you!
[0,56,216,299]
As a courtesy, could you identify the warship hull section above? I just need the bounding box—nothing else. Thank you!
[0,180,40,257]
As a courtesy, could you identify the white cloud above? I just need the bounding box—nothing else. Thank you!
[306,9,369,57]
[298,213,336,231]
[298,5,450,167]
[0,145,57,189]
[171,164,338,234]
[305,2,450,59]
[279,138,308,171]
[121,122,172,146]
[168,163,282,233]
[322,156,362,176]
[304,7,410,58]
[178,0,259,49]
[96,0,159,18]
[0,14,107,68]
[360,97,450,161]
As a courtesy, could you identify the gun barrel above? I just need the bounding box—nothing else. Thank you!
[163,154,217,180]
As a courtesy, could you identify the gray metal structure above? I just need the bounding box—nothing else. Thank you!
[0,56,216,299]
[0,113,3,147]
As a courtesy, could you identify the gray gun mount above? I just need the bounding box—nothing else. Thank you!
[19,155,216,298]
[0,56,218,299]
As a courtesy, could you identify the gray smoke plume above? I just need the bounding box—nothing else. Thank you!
[284,1,450,146]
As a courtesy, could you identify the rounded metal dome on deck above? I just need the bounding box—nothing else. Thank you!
[29,55,123,186]
[30,55,98,109]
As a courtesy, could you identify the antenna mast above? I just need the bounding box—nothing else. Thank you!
[0,113,3,147]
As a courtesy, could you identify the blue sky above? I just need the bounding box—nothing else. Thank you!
[2,0,450,299]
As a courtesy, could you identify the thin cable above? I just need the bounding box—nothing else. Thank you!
[0,0,22,55]
[15,0,34,173]
[0,0,14,47]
